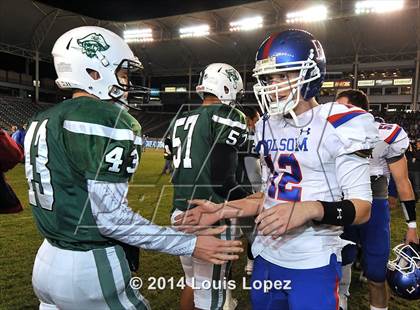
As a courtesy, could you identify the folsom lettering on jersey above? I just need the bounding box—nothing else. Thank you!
[264,138,309,152]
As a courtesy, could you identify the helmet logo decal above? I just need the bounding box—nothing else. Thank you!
[273,52,294,58]
[312,40,324,60]
[224,68,240,89]
[77,33,110,59]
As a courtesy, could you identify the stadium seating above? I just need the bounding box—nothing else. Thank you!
[0,95,40,129]
[1,93,419,141]
[134,112,175,138]
[0,95,175,138]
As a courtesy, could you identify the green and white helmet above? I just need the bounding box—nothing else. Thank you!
[52,26,145,101]
[196,63,244,105]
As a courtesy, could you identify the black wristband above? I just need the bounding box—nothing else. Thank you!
[314,200,356,226]
[401,200,417,223]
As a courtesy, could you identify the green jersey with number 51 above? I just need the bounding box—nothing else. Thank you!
[24,97,141,250]
[171,104,247,212]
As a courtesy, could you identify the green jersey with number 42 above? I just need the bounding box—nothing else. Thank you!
[171,104,246,212]
[24,97,142,250]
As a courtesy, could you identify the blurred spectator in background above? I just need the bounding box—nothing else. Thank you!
[10,125,17,137]
[142,134,148,152]
[0,129,24,213]
[161,135,173,175]
[11,123,26,147]
[407,139,420,200]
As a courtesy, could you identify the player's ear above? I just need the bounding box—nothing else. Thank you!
[246,117,252,128]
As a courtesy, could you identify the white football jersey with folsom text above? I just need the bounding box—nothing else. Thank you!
[253,102,379,269]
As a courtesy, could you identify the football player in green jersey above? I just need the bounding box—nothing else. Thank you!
[25,26,242,310]
[169,63,250,310]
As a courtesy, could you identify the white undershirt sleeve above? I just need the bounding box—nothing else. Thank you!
[87,179,196,256]
[244,156,262,192]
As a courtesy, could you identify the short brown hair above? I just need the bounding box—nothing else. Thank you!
[336,89,369,111]
[242,106,259,119]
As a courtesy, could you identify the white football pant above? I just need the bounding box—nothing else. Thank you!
[171,209,238,310]
[32,239,149,310]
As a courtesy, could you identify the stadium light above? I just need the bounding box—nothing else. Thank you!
[229,16,263,32]
[179,24,210,38]
[286,5,328,23]
[355,0,404,15]
[124,28,154,43]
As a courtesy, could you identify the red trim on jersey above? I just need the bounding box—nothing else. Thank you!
[262,35,276,59]
[384,125,402,144]
[327,109,366,128]
[335,275,339,310]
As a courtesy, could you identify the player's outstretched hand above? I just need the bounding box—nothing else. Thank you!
[192,225,243,264]
[173,199,223,233]
[405,228,419,245]
[255,201,317,239]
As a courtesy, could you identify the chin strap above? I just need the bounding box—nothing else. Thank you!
[288,109,299,126]
[255,113,275,175]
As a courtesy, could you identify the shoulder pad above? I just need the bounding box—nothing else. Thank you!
[320,102,379,156]
[378,122,409,158]
[377,123,404,144]
[320,102,367,128]
[212,106,246,130]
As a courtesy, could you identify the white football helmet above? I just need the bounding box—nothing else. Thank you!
[196,63,244,105]
[52,26,148,102]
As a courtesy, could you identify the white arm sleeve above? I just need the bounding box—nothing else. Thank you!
[88,180,196,256]
[254,122,268,193]
[244,156,262,192]
[164,145,171,154]
[335,154,372,202]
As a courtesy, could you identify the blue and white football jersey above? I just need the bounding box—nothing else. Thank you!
[253,102,379,269]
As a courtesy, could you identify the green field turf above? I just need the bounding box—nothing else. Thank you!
[0,149,419,309]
